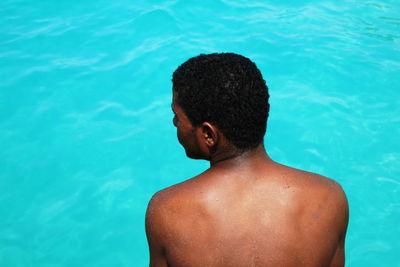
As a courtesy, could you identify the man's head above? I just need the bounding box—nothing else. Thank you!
[172,53,270,159]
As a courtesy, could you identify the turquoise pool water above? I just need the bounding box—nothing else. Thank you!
[1,0,399,266]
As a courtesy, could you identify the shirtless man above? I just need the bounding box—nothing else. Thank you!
[145,53,349,267]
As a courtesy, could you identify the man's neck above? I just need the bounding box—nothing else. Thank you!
[209,144,271,168]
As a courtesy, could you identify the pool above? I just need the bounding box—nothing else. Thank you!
[0,0,399,266]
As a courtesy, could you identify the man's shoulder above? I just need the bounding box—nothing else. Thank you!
[145,183,188,242]
[147,173,206,216]
[304,171,347,204]
[145,177,206,262]
[146,185,183,217]
[145,175,210,246]
[279,164,346,197]
[312,173,349,238]
[276,164,348,215]
[290,168,349,229]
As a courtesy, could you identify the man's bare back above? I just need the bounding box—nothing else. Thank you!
[146,148,348,267]
[145,53,349,266]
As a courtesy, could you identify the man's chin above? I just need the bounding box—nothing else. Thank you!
[185,150,206,160]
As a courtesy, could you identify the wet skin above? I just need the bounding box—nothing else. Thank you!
[145,94,349,267]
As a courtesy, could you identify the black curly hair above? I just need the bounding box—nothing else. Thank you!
[172,53,270,151]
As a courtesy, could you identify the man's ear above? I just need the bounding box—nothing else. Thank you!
[201,122,218,148]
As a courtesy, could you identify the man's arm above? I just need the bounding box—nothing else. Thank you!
[330,236,345,267]
[145,193,169,267]
[329,182,349,267]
